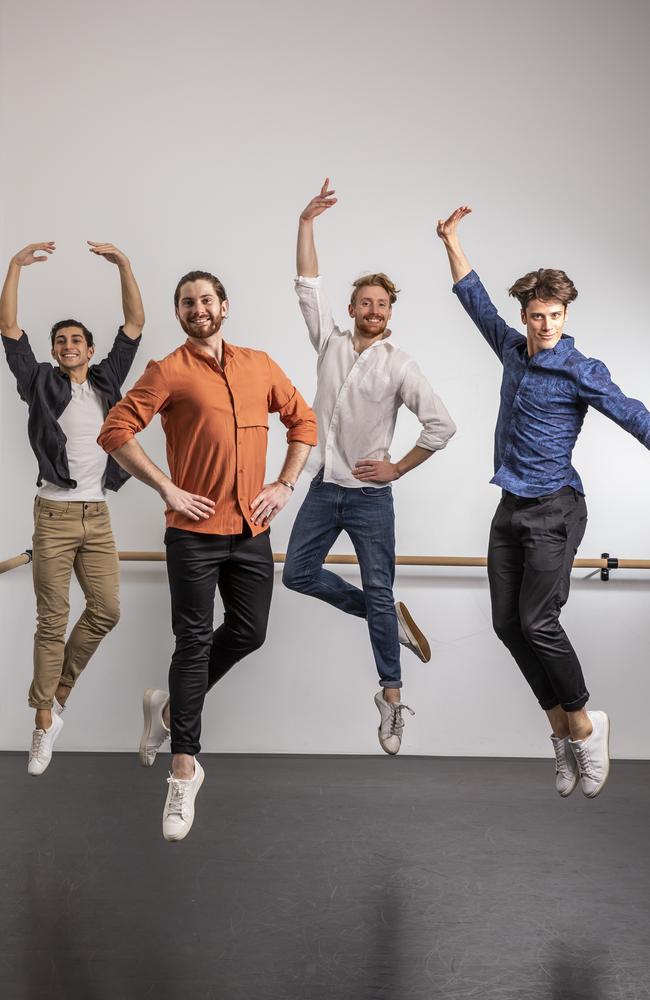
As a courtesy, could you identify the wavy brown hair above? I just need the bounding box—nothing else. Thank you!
[350,272,400,306]
[174,271,228,310]
[508,269,578,311]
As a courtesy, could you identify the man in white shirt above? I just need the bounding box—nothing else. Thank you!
[283,180,456,753]
[0,240,144,775]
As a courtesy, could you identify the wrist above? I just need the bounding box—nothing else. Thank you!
[278,478,294,493]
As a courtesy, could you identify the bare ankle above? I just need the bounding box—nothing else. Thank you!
[55,685,71,706]
[35,710,52,731]
[383,689,401,704]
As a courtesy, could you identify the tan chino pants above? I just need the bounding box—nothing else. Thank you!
[29,497,120,709]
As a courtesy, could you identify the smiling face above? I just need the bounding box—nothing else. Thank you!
[348,284,393,341]
[51,326,94,375]
[522,298,567,355]
[176,279,228,340]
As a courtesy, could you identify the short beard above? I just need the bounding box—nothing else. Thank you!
[180,313,223,340]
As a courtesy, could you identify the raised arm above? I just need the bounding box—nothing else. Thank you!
[87,242,145,340]
[436,206,473,284]
[0,243,56,340]
[296,178,337,277]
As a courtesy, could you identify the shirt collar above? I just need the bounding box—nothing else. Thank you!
[184,338,235,366]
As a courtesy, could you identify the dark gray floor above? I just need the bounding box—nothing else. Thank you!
[2,754,649,1000]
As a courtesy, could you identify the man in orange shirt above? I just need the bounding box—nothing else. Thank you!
[98,270,317,841]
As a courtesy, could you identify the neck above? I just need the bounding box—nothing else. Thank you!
[61,364,89,384]
[353,326,389,354]
[188,331,224,363]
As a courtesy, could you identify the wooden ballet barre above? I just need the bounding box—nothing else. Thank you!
[3,549,650,577]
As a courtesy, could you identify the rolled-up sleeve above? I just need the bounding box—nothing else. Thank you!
[399,360,456,451]
[98,360,169,453]
[294,276,338,355]
[266,355,318,446]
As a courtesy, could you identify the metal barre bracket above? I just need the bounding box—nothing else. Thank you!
[600,552,619,582]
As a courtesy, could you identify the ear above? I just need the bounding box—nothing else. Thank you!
[348,303,355,318]
[520,308,527,326]
[88,344,95,359]
[221,299,229,319]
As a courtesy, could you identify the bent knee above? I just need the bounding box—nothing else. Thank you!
[282,561,308,593]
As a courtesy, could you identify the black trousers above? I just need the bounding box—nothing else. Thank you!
[165,527,275,755]
[487,487,589,712]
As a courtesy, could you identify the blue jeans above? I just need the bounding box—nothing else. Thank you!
[283,468,401,688]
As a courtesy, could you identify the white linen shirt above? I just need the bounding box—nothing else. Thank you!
[295,276,456,488]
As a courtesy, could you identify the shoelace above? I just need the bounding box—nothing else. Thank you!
[389,703,415,736]
[552,740,571,776]
[30,730,45,760]
[166,775,188,818]
[571,742,593,778]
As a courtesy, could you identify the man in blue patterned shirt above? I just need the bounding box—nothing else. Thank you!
[437,205,650,799]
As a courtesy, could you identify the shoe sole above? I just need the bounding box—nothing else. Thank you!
[164,765,205,842]
[396,602,431,663]
[584,713,611,799]
[139,688,161,767]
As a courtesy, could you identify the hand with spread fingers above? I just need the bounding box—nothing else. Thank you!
[352,459,400,484]
[250,481,293,527]
[160,482,216,522]
[12,242,56,267]
[300,178,337,223]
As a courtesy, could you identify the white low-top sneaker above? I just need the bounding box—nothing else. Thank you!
[139,688,170,767]
[162,758,205,842]
[550,734,579,797]
[569,711,611,798]
[28,713,64,776]
[395,601,431,663]
[53,696,65,716]
[374,691,415,755]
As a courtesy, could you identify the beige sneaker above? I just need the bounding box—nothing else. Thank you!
[374,691,415,755]
[395,602,431,662]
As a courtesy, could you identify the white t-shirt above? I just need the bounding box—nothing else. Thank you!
[38,380,108,501]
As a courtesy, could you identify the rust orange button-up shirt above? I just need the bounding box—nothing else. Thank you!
[98,340,317,536]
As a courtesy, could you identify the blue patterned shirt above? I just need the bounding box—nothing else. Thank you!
[453,270,650,497]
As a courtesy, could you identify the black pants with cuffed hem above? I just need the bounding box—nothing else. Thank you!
[488,487,589,712]
[165,526,274,756]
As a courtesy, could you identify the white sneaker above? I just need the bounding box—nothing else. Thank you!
[374,691,415,755]
[395,601,431,662]
[162,758,205,842]
[53,696,65,716]
[569,711,611,798]
[550,734,579,797]
[139,688,170,767]
[28,713,64,776]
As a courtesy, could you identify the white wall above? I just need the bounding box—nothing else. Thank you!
[1,0,649,755]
